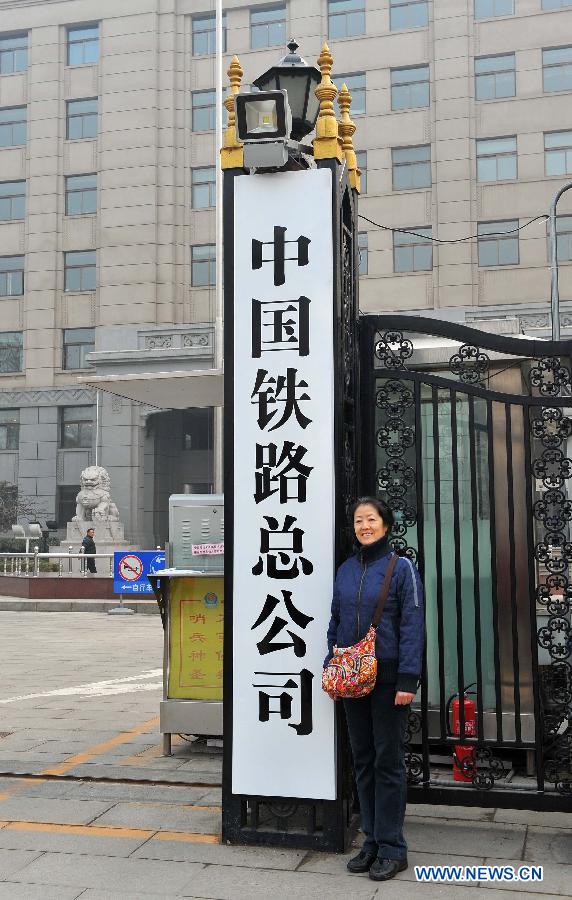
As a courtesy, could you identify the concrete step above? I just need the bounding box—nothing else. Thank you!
[0,597,160,614]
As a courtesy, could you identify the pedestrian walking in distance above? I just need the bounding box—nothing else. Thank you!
[324,497,425,882]
[80,527,97,574]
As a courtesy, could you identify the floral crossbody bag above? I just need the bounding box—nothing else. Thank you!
[321,553,398,701]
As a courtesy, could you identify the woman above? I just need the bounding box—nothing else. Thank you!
[325,497,424,882]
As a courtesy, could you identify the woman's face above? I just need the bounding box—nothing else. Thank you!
[353,503,389,546]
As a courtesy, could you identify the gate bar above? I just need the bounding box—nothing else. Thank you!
[487,399,504,743]
[468,395,485,743]
[505,404,522,744]
[522,407,545,792]
[432,386,447,740]
[414,379,430,785]
[450,389,467,738]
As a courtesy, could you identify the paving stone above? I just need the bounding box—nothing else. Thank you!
[92,801,221,834]
[0,797,115,825]
[0,847,42,878]
[404,819,526,859]
[8,852,205,893]
[0,826,150,858]
[180,864,381,899]
[79,893,185,900]
[524,827,572,865]
[132,837,305,870]
[56,781,213,804]
[493,809,572,830]
[480,857,572,895]
[405,803,495,822]
[0,883,81,900]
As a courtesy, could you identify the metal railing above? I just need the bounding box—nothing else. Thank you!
[0,547,114,577]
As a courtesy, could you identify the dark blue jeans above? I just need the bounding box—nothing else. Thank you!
[343,679,409,860]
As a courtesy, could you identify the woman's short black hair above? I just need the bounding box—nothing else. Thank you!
[350,496,395,531]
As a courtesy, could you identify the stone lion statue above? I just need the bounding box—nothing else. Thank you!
[73,466,120,522]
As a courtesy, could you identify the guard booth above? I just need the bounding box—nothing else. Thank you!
[150,494,224,754]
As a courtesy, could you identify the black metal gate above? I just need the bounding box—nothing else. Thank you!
[360,315,572,810]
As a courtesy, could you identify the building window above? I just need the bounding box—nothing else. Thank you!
[328,0,365,39]
[0,106,26,147]
[394,227,433,272]
[356,150,367,193]
[358,231,368,275]
[183,408,214,451]
[65,174,97,216]
[0,256,24,297]
[555,215,572,261]
[192,13,227,55]
[392,145,431,190]
[475,54,516,100]
[67,24,99,66]
[57,484,80,527]
[476,136,517,182]
[543,46,572,93]
[0,409,19,450]
[191,245,216,287]
[250,5,286,50]
[543,0,572,8]
[478,220,519,266]
[63,328,95,370]
[66,98,98,140]
[0,180,25,221]
[391,65,430,110]
[192,90,216,132]
[334,73,366,114]
[60,406,94,449]
[475,0,514,17]
[545,130,572,175]
[0,332,22,373]
[64,251,96,292]
[191,167,216,209]
[390,0,429,30]
[0,32,27,74]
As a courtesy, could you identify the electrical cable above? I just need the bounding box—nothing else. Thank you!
[358,213,549,243]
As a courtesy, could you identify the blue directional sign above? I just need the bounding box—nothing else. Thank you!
[113,551,165,594]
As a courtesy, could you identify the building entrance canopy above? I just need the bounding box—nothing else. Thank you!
[82,368,223,409]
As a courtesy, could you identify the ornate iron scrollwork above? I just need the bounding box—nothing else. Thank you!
[531,401,572,796]
[457,747,506,790]
[449,344,490,385]
[405,710,423,784]
[375,331,414,370]
[529,357,572,397]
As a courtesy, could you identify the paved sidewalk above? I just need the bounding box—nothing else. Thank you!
[0,612,570,899]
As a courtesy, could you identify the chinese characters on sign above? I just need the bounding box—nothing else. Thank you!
[232,169,336,800]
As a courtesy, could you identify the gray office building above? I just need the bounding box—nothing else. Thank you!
[1,0,572,546]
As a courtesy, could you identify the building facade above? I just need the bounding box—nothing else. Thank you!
[1,0,572,546]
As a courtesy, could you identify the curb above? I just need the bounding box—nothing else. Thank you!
[0,598,160,614]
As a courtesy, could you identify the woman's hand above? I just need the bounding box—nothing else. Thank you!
[395,691,415,705]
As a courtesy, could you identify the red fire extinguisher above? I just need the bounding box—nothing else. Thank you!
[446,684,477,783]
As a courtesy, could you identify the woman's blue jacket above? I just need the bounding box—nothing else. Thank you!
[325,541,425,695]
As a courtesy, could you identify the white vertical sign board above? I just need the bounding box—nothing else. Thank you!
[232,168,336,800]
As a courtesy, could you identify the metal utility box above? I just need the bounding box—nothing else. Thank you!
[168,494,224,572]
[151,494,224,752]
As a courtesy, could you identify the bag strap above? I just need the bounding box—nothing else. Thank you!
[371,552,398,628]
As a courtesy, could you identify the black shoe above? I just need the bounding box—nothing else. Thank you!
[346,849,377,873]
[369,857,408,881]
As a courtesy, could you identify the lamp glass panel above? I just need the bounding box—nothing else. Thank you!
[277,73,308,119]
[245,99,279,135]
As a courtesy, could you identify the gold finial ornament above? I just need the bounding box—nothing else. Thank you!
[312,43,344,162]
[221,55,244,170]
[338,83,360,193]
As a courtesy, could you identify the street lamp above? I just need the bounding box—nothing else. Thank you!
[252,39,321,141]
[235,40,321,169]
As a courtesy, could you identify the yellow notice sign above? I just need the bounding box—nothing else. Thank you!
[167,576,224,701]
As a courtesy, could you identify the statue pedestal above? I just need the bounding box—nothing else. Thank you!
[65,521,134,572]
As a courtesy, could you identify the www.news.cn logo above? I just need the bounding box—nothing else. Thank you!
[415,864,543,883]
